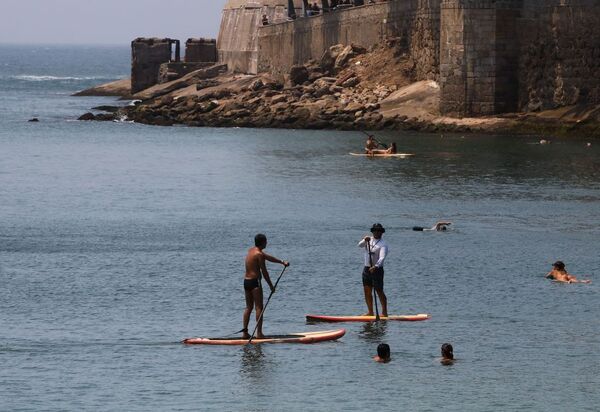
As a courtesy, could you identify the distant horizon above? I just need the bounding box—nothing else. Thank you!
[0,0,226,45]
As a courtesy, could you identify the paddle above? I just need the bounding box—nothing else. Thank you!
[367,239,380,322]
[361,131,388,149]
[248,266,288,344]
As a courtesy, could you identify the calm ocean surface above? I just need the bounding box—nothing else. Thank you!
[1,45,599,411]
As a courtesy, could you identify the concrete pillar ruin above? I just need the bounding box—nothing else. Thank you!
[131,38,173,94]
[185,38,218,63]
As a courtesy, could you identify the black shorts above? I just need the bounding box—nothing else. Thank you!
[362,266,384,290]
[244,278,261,291]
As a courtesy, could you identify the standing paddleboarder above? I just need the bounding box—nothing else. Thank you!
[358,224,389,317]
[243,234,289,339]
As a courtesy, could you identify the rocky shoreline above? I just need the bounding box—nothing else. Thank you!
[77,43,600,138]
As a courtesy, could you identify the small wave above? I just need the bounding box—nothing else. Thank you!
[10,75,119,82]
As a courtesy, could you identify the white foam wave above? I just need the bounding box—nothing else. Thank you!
[11,75,116,82]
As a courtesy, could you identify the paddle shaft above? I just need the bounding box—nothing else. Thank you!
[366,240,380,321]
[248,266,288,343]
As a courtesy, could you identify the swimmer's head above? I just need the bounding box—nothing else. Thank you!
[254,234,267,248]
[377,343,391,360]
[441,226,447,231]
[441,343,454,359]
[553,261,565,271]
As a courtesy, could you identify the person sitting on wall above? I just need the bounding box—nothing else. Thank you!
[262,14,269,26]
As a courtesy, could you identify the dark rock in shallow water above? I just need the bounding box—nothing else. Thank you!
[28,118,39,122]
[92,105,120,113]
[78,112,96,121]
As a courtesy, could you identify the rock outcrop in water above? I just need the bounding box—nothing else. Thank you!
[84,42,600,137]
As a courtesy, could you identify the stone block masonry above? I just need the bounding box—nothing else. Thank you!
[131,38,177,94]
[439,0,522,117]
[257,1,441,80]
[185,38,218,63]
[217,0,600,116]
[519,0,600,111]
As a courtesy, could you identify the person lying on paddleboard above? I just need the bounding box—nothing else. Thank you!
[546,261,591,284]
[413,221,452,232]
[358,223,389,317]
[243,234,290,339]
[440,343,455,365]
[374,343,391,363]
[367,142,397,156]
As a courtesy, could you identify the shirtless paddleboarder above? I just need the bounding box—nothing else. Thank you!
[243,234,289,339]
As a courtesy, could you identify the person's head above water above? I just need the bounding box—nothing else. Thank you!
[441,343,454,360]
[375,343,391,362]
[553,261,566,271]
[254,233,267,249]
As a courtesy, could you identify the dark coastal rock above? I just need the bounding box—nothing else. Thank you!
[78,112,96,121]
[28,118,39,122]
[92,105,120,113]
[341,77,360,88]
[289,65,309,86]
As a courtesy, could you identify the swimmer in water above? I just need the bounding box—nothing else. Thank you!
[413,222,452,232]
[374,343,391,363]
[546,261,591,284]
[440,343,454,365]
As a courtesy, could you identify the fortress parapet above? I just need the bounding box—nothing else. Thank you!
[218,0,304,74]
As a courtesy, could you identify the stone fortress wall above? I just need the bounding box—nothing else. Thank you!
[218,0,600,117]
[218,0,305,74]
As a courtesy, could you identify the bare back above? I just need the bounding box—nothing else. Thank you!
[245,247,265,280]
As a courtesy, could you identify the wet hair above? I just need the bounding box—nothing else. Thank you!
[254,234,267,247]
[553,261,565,270]
[377,343,390,359]
[441,343,454,359]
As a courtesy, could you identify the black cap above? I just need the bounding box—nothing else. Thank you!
[370,223,385,233]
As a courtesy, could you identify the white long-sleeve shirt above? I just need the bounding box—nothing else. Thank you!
[358,237,388,268]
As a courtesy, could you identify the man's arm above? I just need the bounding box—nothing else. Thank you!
[374,243,388,268]
[545,271,554,279]
[358,236,370,248]
[263,253,290,267]
[259,254,275,292]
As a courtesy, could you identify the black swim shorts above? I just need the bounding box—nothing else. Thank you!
[362,266,384,290]
[244,278,261,291]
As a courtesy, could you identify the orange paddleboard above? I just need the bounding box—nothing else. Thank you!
[306,314,430,323]
[183,329,346,345]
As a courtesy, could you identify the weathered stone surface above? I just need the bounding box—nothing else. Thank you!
[74,78,131,98]
[131,38,173,94]
[289,65,309,86]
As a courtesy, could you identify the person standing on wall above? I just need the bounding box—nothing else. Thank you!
[358,223,389,317]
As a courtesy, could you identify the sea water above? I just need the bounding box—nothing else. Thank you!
[1,45,599,411]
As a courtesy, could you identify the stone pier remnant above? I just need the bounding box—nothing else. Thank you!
[157,39,218,84]
[131,38,181,94]
[185,38,218,63]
